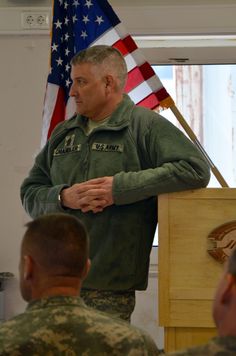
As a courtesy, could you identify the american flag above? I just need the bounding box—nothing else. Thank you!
[41,0,174,147]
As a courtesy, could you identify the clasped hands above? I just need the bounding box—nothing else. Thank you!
[60,176,114,213]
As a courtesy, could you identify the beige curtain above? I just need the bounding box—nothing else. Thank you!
[174,65,203,143]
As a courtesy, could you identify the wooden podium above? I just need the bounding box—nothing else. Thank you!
[158,188,236,352]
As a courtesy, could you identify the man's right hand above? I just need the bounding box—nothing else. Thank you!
[60,177,114,213]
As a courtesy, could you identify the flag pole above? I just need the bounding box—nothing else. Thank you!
[170,105,229,188]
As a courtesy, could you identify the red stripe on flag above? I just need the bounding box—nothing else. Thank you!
[137,93,160,110]
[113,40,129,56]
[122,35,138,53]
[125,63,157,92]
[155,87,171,101]
[113,35,138,56]
[137,87,172,110]
[47,87,66,139]
[139,62,156,81]
[125,67,144,92]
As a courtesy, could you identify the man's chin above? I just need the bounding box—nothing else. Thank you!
[76,109,89,118]
[76,107,84,115]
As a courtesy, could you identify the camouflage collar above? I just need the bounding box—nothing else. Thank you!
[27,295,86,310]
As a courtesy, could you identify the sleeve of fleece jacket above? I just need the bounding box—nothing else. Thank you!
[20,138,68,219]
[113,108,211,205]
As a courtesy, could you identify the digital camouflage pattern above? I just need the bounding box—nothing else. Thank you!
[81,289,135,322]
[0,296,162,355]
[167,336,236,355]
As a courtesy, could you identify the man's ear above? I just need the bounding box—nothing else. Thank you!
[23,255,33,280]
[104,75,114,90]
[221,273,236,303]
[81,259,91,280]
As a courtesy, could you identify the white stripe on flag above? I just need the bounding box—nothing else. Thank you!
[125,50,145,72]
[128,81,153,104]
[128,75,163,104]
[125,53,138,72]
[128,48,146,65]
[41,83,59,148]
[65,97,76,120]
[146,75,164,91]
[92,26,121,47]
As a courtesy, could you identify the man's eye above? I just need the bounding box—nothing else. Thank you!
[76,79,86,86]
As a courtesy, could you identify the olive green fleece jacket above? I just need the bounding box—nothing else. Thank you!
[20,94,210,291]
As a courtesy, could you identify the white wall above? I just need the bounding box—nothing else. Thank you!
[0,34,50,317]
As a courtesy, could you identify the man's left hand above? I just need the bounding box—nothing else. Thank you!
[76,176,114,213]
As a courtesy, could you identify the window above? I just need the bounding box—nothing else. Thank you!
[154,63,236,187]
[152,63,236,246]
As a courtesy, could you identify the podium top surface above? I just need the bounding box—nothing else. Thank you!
[159,187,236,200]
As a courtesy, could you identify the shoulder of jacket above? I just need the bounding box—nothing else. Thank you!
[49,115,80,145]
[52,114,78,135]
[130,105,163,125]
[128,106,163,136]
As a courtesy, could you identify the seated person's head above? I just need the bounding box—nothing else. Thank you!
[19,213,90,302]
[213,247,236,336]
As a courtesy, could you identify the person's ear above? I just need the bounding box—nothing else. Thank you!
[104,75,114,91]
[81,258,91,280]
[23,255,33,280]
[221,273,236,303]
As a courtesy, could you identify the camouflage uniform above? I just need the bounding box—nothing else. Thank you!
[81,289,135,322]
[0,295,161,355]
[167,336,236,355]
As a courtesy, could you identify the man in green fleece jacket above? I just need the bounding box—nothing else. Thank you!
[20,45,210,322]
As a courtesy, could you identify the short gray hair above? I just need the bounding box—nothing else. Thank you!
[71,45,127,89]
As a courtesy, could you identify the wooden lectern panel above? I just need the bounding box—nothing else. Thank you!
[158,188,236,351]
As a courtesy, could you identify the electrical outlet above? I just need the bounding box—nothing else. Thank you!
[21,11,50,30]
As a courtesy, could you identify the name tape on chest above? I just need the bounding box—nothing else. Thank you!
[92,143,124,153]
[53,144,82,156]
